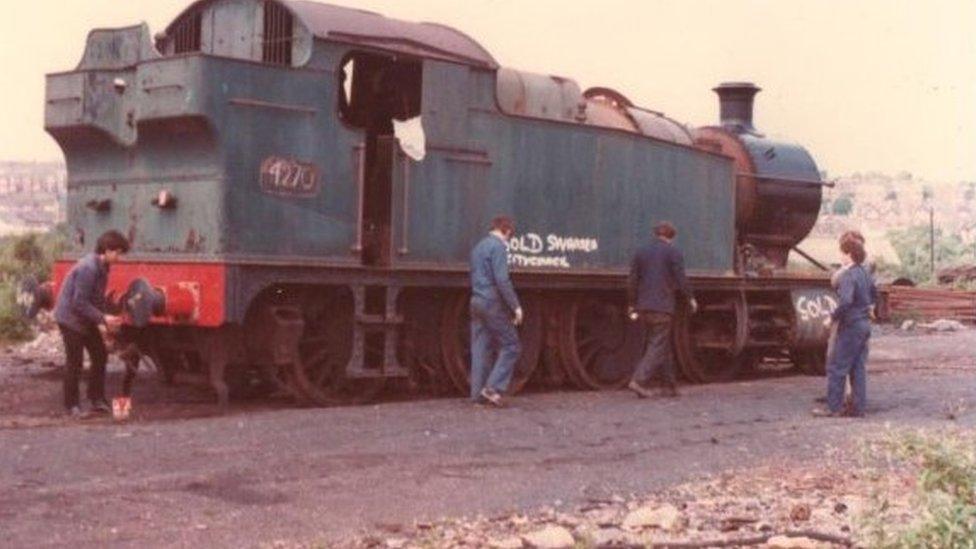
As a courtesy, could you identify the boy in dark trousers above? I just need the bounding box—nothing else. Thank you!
[54,230,129,417]
[626,221,697,398]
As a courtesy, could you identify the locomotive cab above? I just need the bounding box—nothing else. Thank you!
[338,52,423,266]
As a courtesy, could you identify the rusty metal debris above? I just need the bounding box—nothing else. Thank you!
[878,285,976,324]
[937,264,976,286]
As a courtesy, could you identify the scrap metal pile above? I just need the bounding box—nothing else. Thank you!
[937,264,976,285]
[879,284,976,324]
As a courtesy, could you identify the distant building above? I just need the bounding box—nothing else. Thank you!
[0,161,66,235]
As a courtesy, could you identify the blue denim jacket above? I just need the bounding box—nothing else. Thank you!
[831,264,876,325]
[470,234,520,313]
[54,253,108,333]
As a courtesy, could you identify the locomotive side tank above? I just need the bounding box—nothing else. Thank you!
[43,0,834,406]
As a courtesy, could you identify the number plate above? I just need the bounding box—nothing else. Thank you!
[259,156,320,197]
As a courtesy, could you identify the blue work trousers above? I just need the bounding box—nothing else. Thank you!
[469,298,521,401]
[826,319,871,415]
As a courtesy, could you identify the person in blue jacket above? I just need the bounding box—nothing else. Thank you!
[813,237,876,417]
[54,230,129,417]
[469,216,523,407]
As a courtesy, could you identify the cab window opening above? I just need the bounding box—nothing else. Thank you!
[338,52,422,131]
[172,10,203,54]
[262,1,293,66]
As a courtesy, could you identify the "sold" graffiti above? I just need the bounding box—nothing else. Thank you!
[795,294,838,322]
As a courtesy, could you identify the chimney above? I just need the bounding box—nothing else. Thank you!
[713,82,761,133]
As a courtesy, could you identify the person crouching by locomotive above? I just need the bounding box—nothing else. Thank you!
[469,216,523,407]
[812,237,876,418]
[54,230,129,418]
[626,221,698,399]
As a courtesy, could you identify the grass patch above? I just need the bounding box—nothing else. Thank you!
[859,430,976,548]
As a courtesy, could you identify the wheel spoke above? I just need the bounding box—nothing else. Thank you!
[560,298,639,390]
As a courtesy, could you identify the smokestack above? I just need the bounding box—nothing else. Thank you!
[713,82,761,133]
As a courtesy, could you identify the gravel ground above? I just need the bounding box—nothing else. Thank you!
[0,326,973,548]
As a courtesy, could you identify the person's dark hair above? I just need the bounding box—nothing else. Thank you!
[491,215,516,235]
[653,221,677,240]
[95,230,130,254]
[840,237,866,264]
[840,230,865,245]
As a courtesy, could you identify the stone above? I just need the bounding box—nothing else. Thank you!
[489,536,524,549]
[521,525,575,549]
[789,502,811,522]
[384,538,408,549]
[554,512,580,528]
[585,507,619,527]
[920,319,965,332]
[900,319,915,331]
[621,503,682,532]
[509,514,530,527]
[764,535,820,549]
[589,527,640,547]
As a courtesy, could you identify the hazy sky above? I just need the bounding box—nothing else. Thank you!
[2,0,974,181]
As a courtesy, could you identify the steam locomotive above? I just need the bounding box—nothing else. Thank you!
[38,0,834,406]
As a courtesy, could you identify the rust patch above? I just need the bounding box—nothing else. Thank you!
[184,228,203,253]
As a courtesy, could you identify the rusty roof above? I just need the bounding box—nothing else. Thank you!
[166,0,498,68]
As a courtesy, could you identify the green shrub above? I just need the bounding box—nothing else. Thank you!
[860,431,976,548]
[886,226,972,286]
[0,224,68,281]
[0,279,33,343]
[0,227,67,344]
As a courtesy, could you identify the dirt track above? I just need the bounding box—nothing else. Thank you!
[0,328,974,548]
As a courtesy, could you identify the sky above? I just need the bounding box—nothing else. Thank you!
[1,0,974,182]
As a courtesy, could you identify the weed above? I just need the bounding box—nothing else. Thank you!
[859,430,976,548]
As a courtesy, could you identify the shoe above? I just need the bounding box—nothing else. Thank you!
[627,380,654,399]
[66,406,85,419]
[90,399,111,414]
[479,388,503,407]
[811,407,840,418]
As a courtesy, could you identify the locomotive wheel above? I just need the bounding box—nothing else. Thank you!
[556,296,645,390]
[673,294,749,383]
[440,291,543,396]
[792,348,827,376]
[402,293,452,395]
[291,290,385,406]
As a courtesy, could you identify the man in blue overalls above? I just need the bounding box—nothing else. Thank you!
[469,216,523,407]
[813,237,875,417]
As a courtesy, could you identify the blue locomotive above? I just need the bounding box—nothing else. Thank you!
[42,0,833,405]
